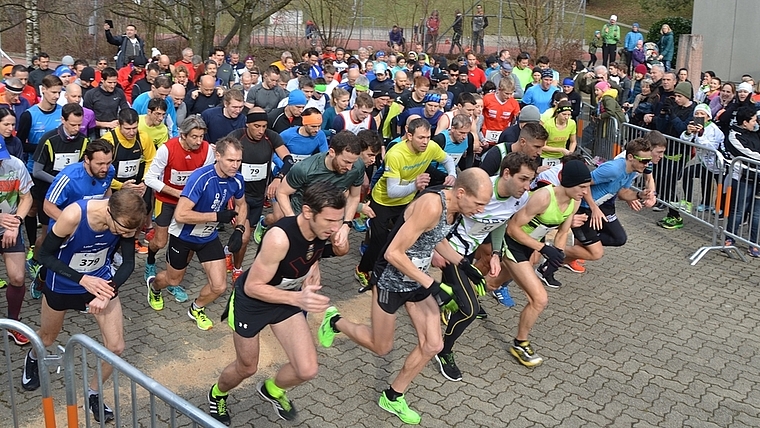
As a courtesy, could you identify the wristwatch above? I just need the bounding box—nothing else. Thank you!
[343,220,352,226]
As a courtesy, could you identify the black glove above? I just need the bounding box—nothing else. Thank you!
[539,244,565,269]
[458,258,486,293]
[216,209,237,224]
[227,226,244,253]
[430,281,459,312]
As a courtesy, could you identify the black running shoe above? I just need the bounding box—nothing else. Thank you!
[208,386,231,426]
[88,393,115,423]
[257,380,297,421]
[435,352,463,381]
[21,351,40,391]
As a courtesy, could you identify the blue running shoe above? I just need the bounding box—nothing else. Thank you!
[167,285,189,303]
[30,276,42,300]
[352,215,368,232]
[492,283,515,307]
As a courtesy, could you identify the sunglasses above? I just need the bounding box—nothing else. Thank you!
[632,154,652,164]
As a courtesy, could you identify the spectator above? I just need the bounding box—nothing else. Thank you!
[723,105,760,254]
[658,24,675,71]
[623,23,644,74]
[676,68,693,99]
[389,25,405,51]
[601,15,620,67]
[588,31,602,68]
[710,82,734,119]
[631,39,646,70]
[626,64,648,106]
[678,103,724,213]
[449,10,463,55]
[471,4,488,55]
[104,22,146,70]
[695,71,715,103]
[629,78,657,127]
[425,11,440,52]
[717,82,753,136]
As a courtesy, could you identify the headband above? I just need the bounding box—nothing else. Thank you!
[556,105,573,114]
[301,113,323,126]
[246,111,269,124]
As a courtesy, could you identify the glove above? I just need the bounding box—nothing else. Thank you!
[430,280,456,307]
[458,258,486,296]
[227,226,244,253]
[539,244,565,269]
[216,209,237,224]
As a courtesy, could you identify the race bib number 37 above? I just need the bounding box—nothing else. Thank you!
[170,170,193,186]
[69,248,109,273]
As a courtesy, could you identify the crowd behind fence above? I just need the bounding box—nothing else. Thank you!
[586,113,754,266]
[1,322,226,428]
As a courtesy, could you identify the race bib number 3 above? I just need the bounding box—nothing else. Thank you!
[241,163,268,181]
[69,248,109,273]
[53,153,78,171]
[170,170,192,186]
[402,253,433,282]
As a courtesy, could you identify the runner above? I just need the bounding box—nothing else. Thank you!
[502,160,590,367]
[433,152,535,381]
[318,168,491,424]
[143,116,215,297]
[207,181,345,425]
[22,190,146,424]
[146,136,246,330]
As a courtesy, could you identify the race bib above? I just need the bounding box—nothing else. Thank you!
[450,152,464,164]
[190,221,218,238]
[529,224,552,241]
[291,154,310,163]
[469,219,503,236]
[116,159,140,179]
[69,248,108,273]
[53,153,78,171]
[485,130,502,143]
[170,169,193,186]
[278,275,307,291]
[241,163,267,181]
[402,253,433,282]
[541,158,561,168]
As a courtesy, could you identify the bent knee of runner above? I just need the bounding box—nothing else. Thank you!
[375,341,394,357]
[235,359,259,378]
[584,242,604,261]
[420,337,444,357]
[209,280,228,296]
[107,340,126,356]
[294,362,319,382]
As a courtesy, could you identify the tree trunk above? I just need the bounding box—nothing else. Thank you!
[24,0,40,63]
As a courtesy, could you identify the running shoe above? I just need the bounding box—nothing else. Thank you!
[144,263,157,282]
[30,275,42,300]
[435,352,463,381]
[651,203,667,212]
[696,204,712,213]
[0,278,6,289]
[225,253,233,273]
[318,306,340,348]
[749,247,760,258]
[537,266,562,289]
[359,242,368,256]
[7,329,30,346]
[509,340,544,367]
[253,216,266,245]
[725,237,735,247]
[208,385,231,425]
[352,215,368,232]
[188,304,213,330]
[26,256,40,281]
[659,216,684,230]
[492,285,515,307]
[257,380,297,421]
[378,391,421,424]
[135,240,149,254]
[22,351,40,391]
[231,268,243,284]
[563,259,586,273]
[146,276,163,310]
[354,266,370,287]
[88,393,115,423]
[476,306,488,319]
[167,285,189,303]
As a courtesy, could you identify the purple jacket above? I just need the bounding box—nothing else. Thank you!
[632,48,646,68]
[81,106,97,137]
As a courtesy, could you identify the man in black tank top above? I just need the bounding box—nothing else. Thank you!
[317,169,492,425]
[208,182,346,425]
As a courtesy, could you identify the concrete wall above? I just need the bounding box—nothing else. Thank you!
[692,0,760,81]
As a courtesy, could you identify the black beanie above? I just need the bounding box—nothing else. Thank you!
[560,160,591,188]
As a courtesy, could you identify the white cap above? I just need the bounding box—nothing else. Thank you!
[610,15,617,21]
[151,47,161,58]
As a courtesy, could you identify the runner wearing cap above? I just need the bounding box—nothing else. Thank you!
[521,69,559,113]
[269,89,306,134]
[396,91,443,133]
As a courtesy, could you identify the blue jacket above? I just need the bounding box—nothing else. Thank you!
[624,31,644,52]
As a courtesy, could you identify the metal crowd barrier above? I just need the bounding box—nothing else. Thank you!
[62,333,227,428]
[616,122,743,265]
[1,318,57,428]
[719,156,760,262]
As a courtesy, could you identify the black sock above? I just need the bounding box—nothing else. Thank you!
[385,386,402,400]
[329,314,342,333]
[25,216,37,245]
[147,249,157,265]
[514,338,527,347]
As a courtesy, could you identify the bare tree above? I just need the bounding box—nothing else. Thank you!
[511,0,564,56]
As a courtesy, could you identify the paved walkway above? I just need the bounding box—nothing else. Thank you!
[2,204,760,427]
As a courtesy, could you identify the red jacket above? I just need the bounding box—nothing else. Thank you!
[117,65,145,103]
[20,85,38,106]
